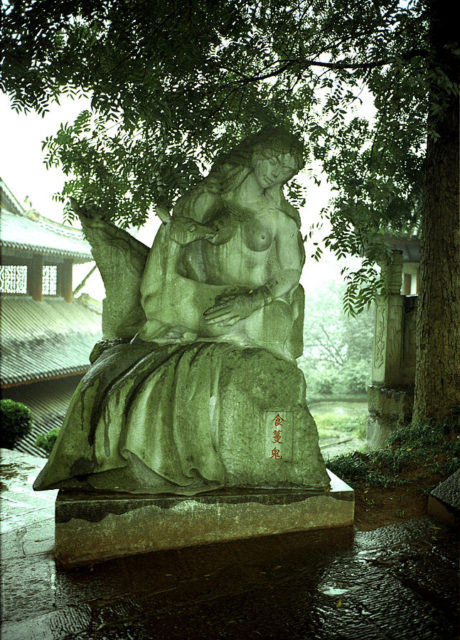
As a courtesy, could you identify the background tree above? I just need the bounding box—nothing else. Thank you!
[299,282,374,397]
[1,0,458,425]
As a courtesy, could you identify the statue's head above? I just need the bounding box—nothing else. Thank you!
[247,127,305,174]
[247,128,304,190]
[208,127,305,193]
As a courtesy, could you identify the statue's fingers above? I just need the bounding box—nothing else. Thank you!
[206,300,231,310]
[214,294,235,304]
[202,308,219,319]
[204,314,232,324]
[203,304,232,319]
[210,300,228,309]
[213,314,240,326]
[204,311,235,324]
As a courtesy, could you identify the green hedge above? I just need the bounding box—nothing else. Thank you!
[35,428,60,455]
[0,399,32,449]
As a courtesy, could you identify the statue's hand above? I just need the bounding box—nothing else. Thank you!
[205,218,237,245]
[170,217,215,245]
[202,292,261,327]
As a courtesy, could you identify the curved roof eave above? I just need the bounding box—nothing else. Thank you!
[0,239,93,262]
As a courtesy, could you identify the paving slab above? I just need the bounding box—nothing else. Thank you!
[2,516,458,639]
[1,449,459,640]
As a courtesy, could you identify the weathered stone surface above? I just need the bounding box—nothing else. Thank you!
[368,250,418,449]
[428,469,460,525]
[35,344,329,495]
[1,605,92,640]
[431,468,460,509]
[367,385,413,449]
[54,470,353,568]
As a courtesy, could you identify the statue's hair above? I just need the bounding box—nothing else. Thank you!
[213,127,305,174]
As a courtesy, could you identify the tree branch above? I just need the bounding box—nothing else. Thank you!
[219,47,428,87]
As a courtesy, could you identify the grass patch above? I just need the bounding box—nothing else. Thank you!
[328,420,460,488]
[314,412,367,441]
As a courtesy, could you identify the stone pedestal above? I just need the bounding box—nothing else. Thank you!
[54,470,354,568]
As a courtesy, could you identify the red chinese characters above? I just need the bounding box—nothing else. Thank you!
[270,413,286,460]
[272,413,285,427]
[270,447,283,461]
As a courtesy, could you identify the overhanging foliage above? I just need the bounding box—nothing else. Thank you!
[1,0,457,312]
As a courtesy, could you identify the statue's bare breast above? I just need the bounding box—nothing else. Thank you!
[179,204,281,287]
[242,215,274,252]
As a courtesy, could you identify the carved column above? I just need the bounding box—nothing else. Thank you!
[368,250,413,449]
[371,250,404,387]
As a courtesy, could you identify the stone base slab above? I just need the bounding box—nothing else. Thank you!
[54,470,353,568]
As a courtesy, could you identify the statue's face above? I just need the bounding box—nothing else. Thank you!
[252,152,298,190]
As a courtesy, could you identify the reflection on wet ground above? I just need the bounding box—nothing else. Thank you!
[1,450,459,640]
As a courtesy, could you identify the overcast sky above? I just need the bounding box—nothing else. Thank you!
[0,91,358,299]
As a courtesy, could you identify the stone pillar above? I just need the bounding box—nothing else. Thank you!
[403,273,411,295]
[29,254,43,301]
[367,251,414,449]
[371,251,404,387]
[61,259,73,302]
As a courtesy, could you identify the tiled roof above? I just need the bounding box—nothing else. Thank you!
[0,178,24,216]
[2,377,79,458]
[0,297,102,385]
[382,234,420,263]
[0,209,93,261]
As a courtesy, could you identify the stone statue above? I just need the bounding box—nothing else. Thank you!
[34,127,330,496]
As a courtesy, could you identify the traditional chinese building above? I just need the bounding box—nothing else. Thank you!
[367,234,420,448]
[0,178,102,456]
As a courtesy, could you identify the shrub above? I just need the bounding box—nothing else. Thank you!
[300,360,371,399]
[35,428,60,456]
[0,399,32,449]
[328,419,460,488]
[302,367,338,396]
[328,451,405,488]
[339,359,371,394]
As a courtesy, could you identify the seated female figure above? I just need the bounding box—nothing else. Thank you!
[34,128,329,496]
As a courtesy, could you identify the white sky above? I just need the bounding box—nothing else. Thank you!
[0,92,357,300]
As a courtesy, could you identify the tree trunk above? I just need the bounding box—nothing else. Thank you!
[413,1,460,425]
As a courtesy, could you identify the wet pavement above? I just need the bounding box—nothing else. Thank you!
[1,449,459,640]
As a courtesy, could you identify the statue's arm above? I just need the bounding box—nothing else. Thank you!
[202,218,303,327]
[169,190,221,245]
[267,216,303,300]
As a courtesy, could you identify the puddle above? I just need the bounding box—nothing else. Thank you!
[0,465,20,480]
[319,585,349,597]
